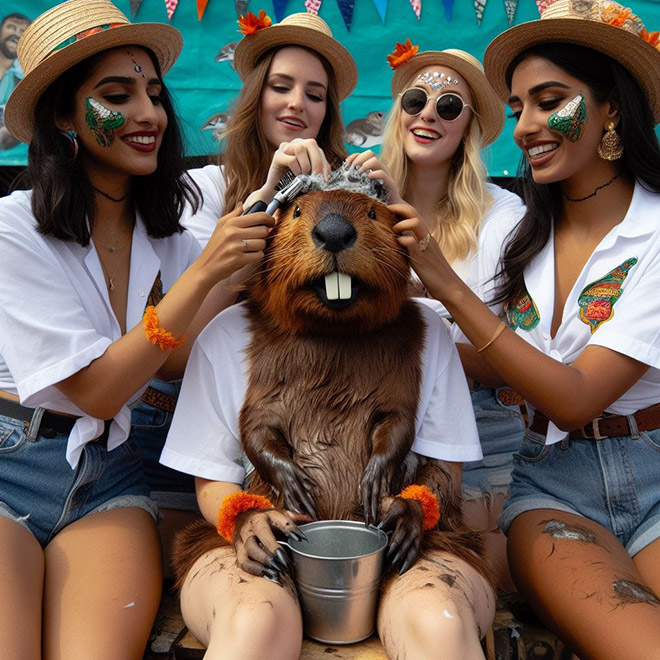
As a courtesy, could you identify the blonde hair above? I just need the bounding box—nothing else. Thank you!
[381,81,493,264]
[221,47,347,214]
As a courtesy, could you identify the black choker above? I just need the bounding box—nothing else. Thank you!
[562,172,623,202]
[92,186,129,203]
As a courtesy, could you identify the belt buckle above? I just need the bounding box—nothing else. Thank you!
[581,417,606,440]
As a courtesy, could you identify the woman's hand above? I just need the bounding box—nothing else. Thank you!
[389,202,461,302]
[346,150,404,204]
[196,205,275,285]
[245,138,331,211]
[233,507,311,585]
[377,495,424,575]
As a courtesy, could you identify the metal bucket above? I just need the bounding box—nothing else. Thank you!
[282,520,387,645]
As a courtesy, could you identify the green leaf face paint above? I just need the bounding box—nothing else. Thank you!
[85,97,126,147]
[548,92,587,143]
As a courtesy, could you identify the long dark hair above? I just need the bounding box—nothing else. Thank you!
[20,46,200,245]
[492,43,660,306]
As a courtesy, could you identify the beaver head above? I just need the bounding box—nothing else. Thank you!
[248,167,411,336]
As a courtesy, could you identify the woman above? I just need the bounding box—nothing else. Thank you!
[348,44,526,591]
[131,11,357,537]
[392,0,660,656]
[0,0,272,656]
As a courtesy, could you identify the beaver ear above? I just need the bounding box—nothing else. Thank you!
[368,205,377,220]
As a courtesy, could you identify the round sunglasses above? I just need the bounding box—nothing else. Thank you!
[399,88,475,122]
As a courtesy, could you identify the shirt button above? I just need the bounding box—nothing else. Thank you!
[138,289,145,296]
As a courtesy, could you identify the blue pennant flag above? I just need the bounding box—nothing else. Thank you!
[273,0,287,22]
[372,0,387,23]
[443,0,454,21]
[337,0,355,31]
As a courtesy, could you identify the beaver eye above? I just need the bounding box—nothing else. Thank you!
[293,205,301,218]
[368,205,376,220]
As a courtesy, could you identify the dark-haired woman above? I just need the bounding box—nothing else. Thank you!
[0,1,272,657]
[391,1,660,657]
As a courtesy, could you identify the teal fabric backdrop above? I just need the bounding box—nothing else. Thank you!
[1,0,659,175]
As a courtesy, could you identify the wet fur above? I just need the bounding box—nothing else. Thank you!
[173,189,489,588]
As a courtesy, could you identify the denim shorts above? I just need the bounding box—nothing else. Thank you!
[130,379,197,511]
[462,386,525,502]
[0,414,158,547]
[499,426,660,557]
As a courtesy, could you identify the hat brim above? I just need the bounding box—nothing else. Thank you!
[233,25,357,101]
[391,52,504,147]
[5,22,182,144]
[484,18,660,124]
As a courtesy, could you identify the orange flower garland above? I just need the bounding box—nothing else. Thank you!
[387,38,419,70]
[399,484,440,530]
[217,491,275,542]
[143,306,185,351]
[237,10,272,36]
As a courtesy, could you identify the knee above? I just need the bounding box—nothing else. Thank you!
[405,602,477,655]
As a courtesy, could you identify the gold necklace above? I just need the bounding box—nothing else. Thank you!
[94,238,126,253]
[98,252,126,292]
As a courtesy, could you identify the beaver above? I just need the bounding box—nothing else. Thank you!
[171,167,489,591]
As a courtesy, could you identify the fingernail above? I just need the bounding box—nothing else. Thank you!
[275,548,290,569]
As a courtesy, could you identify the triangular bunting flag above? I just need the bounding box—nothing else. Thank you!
[536,0,550,14]
[165,0,178,20]
[197,0,209,20]
[371,0,386,23]
[409,0,421,20]
[504,0,518,25]
[474,0,486,24]
[305,0,322,14]
[129,0,143,17]
[236,0,248,15]
[442,0,453,21]
[336,0,355,30]
[273,0,287,22]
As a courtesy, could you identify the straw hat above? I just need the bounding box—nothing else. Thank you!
[5,0,182,144]
[484,0,660,123]
[389,46,505,147]
[233,12,357,101]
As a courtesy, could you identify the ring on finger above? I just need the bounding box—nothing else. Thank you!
[243,239,250,252]
[418,233,431,252]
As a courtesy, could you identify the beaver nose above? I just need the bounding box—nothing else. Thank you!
[312,213,357,253]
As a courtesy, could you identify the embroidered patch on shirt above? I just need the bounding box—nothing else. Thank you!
[577,258,638,333]
[505,289,540,331]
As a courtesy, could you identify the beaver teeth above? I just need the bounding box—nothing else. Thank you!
[324,272,352,300]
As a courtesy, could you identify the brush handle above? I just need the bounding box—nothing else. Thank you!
[241,200,268,215]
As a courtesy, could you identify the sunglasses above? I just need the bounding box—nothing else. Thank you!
[399,88,475,121]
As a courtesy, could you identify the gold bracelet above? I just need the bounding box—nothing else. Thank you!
[476,321,506,354]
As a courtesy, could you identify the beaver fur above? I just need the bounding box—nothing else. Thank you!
[172,174,490,589]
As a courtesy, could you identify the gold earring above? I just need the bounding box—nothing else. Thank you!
[598,122,623,161]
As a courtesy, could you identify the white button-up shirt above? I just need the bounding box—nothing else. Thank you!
[0,189,201,467]
[476,181,660,445]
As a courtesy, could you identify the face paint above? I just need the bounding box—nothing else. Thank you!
[85,97,126,147]
[548,92,588,142]
[126,49,145,76]
[416,71,460,92]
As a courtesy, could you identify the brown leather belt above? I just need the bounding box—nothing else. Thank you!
[529,402,660,440]
[0,397,79,437]
[141,386,177,414]
[497,388,525,407]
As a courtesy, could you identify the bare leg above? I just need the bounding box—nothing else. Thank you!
[508,510,660,660]
[43,507,162,660]
[0,518,43,660]
[180,547,302,660]
[463,493,515,593]
[378,552,495,660]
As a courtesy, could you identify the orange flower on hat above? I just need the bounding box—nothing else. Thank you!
[237,10,272,36]
[387,39,419,71]
[603,6,631,28]
[640,27,660,48]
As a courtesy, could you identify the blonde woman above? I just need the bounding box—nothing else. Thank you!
[348,44,526,591]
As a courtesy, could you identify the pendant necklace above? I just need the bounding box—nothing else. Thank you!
[98,252,126,292]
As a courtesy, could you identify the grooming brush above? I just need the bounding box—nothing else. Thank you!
[264,175,307,215]
[241,170,297,215]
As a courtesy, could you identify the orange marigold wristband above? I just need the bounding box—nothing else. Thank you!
[217,491,274,543]
[399,484,440,530]
[143,305,185,351]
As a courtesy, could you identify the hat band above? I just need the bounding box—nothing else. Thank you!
[53,22,125,52]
